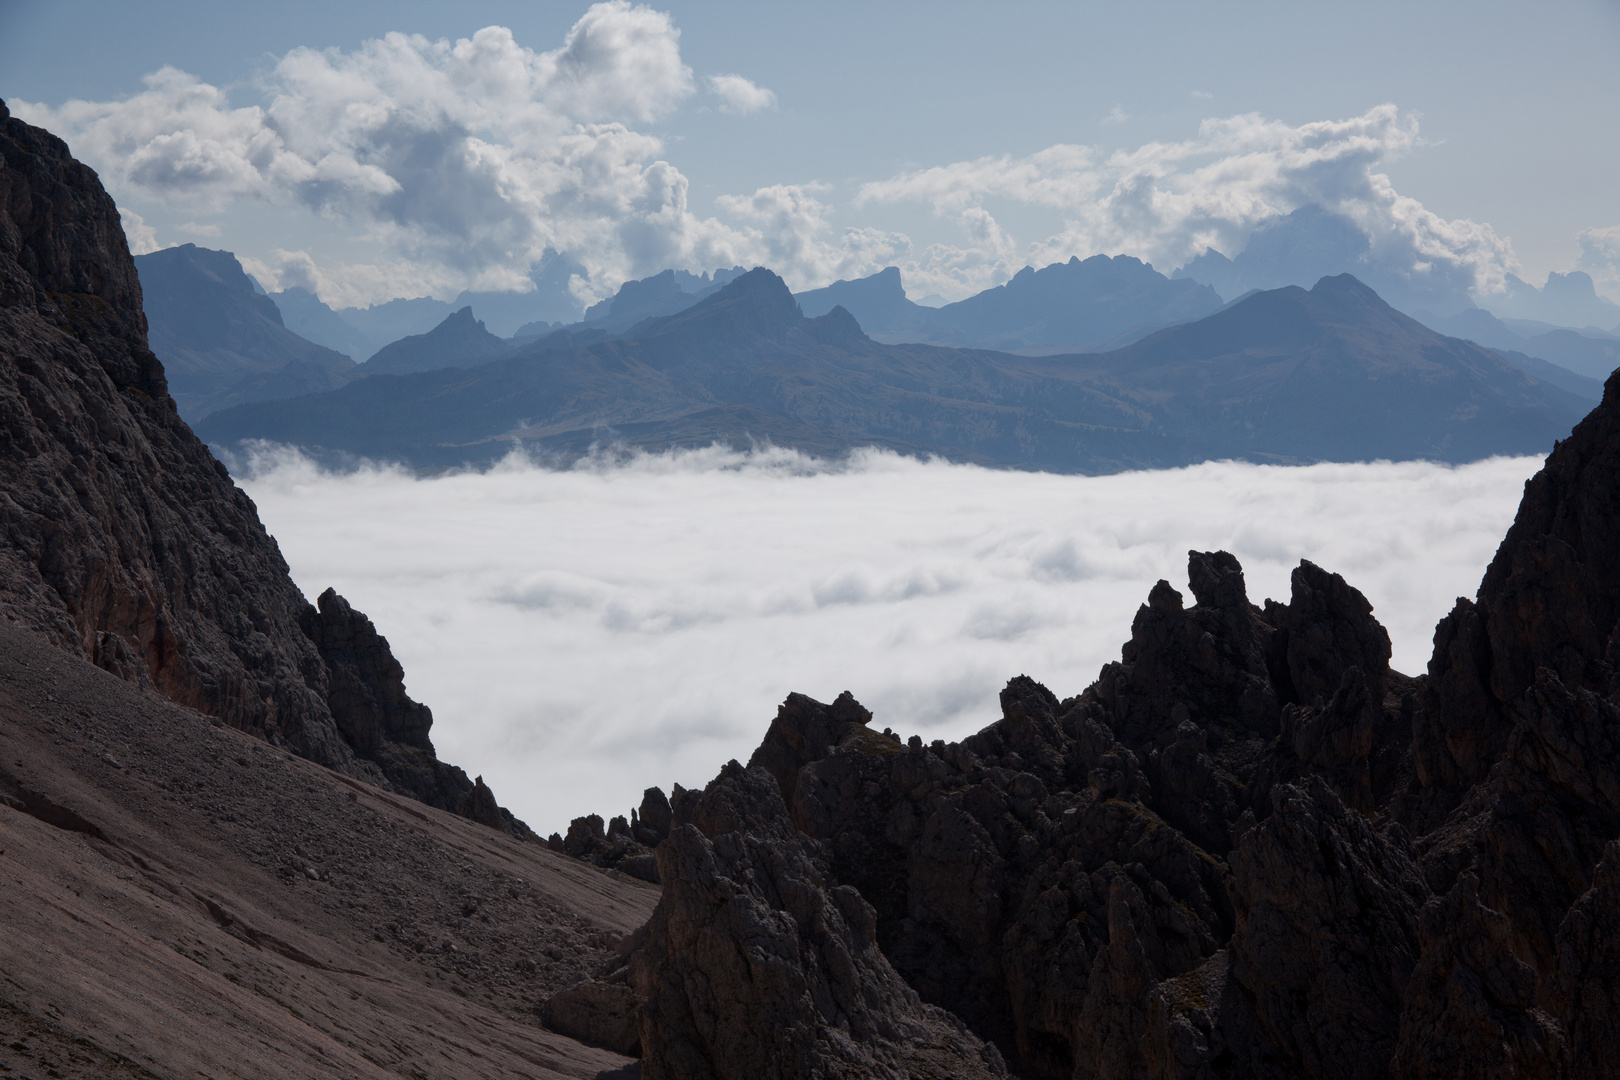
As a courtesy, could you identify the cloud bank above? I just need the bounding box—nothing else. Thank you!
[16,6,1531,308]
[236,446,1539,834]
[16,4,843,306]
[859,105,1520,302]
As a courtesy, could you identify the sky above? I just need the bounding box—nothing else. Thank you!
[4,0,1619,308]
[237,446,1540,834]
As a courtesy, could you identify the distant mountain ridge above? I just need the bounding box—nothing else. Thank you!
[359,306,507,377]
[797,255,1224,353]
[197,269,1585,473]
[134,244,356,421]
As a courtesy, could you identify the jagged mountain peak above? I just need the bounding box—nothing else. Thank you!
[359,303,506,377]
[633,265,803,341]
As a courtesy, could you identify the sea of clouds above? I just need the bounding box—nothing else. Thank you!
[236,445,1541,833]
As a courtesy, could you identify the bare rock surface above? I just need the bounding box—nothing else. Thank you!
[632,761,1007,1080]
[0,620,656,1078]
[0,99,518,828]
[608,372,1620,1079]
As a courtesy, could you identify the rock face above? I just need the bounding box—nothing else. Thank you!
[573,373,1620,1078]
[633,762,1008,1080]
[0,100,523,834]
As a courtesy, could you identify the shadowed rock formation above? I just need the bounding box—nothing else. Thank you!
[552,370,1620,1076]
[0,99,525,834]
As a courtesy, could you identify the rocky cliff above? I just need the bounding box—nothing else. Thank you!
[555,381,1620,1076]
[0,99,524,835]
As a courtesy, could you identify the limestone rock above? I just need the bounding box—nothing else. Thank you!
[0,100,524,832]
[636,761,1007,1080]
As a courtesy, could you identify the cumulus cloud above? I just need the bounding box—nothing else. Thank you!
[706,74,777,115]
[1577,225,1620,303]
[117,208,161,254]
[17,4,768,304]
[16,6,884,304]
[716,183,910,289]
[19,16,1531,314]
[858,105,1520,302]
[235,445,1538,833]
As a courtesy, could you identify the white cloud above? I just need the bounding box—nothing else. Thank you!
[20,21,1532,315]
[117,207,161,254]
[1577,225,1620,303]
[857,105,1520,302]
[706,74,777,115]
[1102,105,1129,125]
[236,444,1539,834]
[1191,90,1213,100]
[15,4,766,305]
[716,183,910,289]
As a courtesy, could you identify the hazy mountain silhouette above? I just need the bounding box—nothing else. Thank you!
[1417,306,1618,392]
[198,270,1584,472]
[275,250,590,359]
[451,249,587,336]
[920,254,1224,351]
[307,294,456,359]
[271,286,377,359]
[358,307,508,377]
[795,256,1222,352]
[1176,204,1479,317]
[515,266,747,339]
[795,266,930,335]
[1484,269,1620,330]
[134,244,356,421]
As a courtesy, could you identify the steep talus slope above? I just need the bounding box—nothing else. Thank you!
[553,376,1620,1078]
[136,243,356,420]
[0,620,654,1079]
[0,100,521,831]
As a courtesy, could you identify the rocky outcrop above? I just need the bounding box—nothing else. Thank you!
[632,762,1007,1080]
[0,100,523,833]
[609,407,1620,1079]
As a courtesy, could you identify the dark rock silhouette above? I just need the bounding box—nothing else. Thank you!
[632,761,1008,1080]
[0,99,524,833]
[135,243,356,419]
[579,367,1620,1076]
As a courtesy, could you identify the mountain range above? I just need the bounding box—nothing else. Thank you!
[273,249,589,359]
[135,244,358,420]
[6,96,1620,1080]
[135,224,1618,436]
[197,266,1587,472]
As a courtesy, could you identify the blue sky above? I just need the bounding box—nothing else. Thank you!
[3,0,1617,307]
